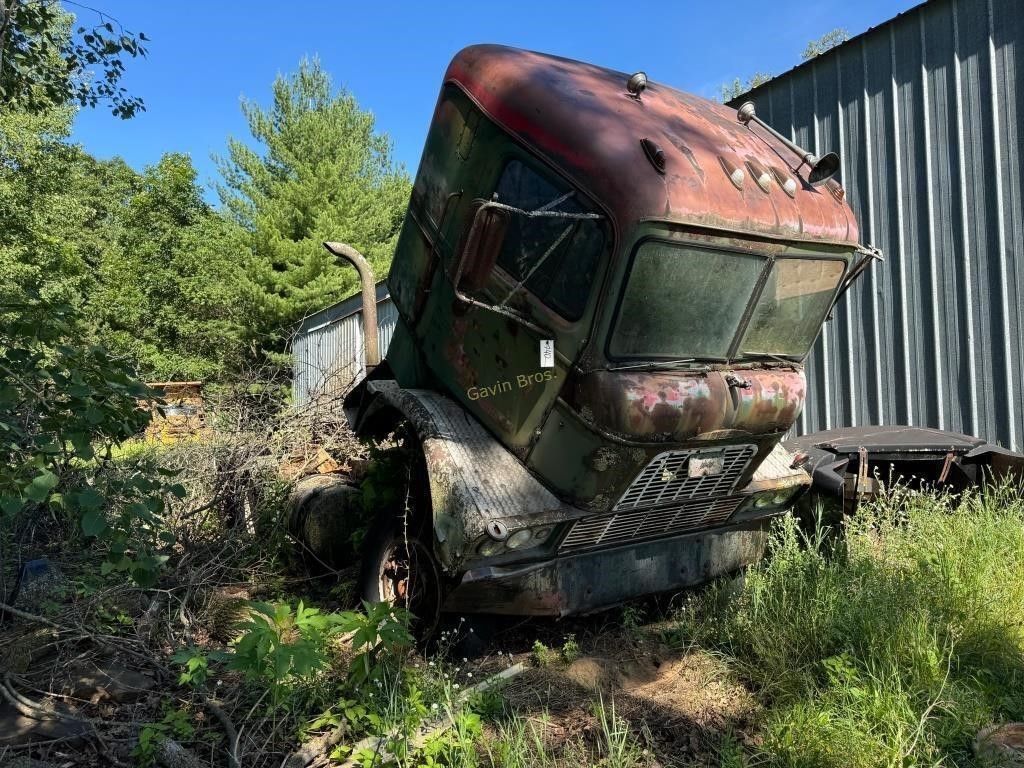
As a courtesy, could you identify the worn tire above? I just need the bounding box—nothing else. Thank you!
[359,509,445,640]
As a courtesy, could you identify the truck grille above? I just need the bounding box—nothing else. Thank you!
[614,445,756,511]
[558,497,742,553]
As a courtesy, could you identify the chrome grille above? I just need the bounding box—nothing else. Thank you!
[559,497,742,553]
[615,445,756,511]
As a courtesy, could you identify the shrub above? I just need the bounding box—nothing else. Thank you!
[0,299,179,585]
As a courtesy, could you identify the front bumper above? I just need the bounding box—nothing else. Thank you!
[442,518,775,617]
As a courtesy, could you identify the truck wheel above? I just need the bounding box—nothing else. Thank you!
[359,511,444,640]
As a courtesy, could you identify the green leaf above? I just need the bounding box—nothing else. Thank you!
[0,496,25,516]
[75,487,105,510]
[81,508,107,537]
[169,483,186,499]
[24,470,59,502]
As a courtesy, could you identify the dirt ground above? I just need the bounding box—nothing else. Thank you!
[454,610,760,768]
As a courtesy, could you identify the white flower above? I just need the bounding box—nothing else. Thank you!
[462,657,468,663]
[467,672,473,678]
[431,703,439,710]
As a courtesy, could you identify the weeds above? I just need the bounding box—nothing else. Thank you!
[672,481,1024,767]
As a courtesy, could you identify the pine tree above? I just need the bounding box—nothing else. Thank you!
[216,58,411,360]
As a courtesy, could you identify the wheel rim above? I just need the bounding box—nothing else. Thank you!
[378,537,443,637]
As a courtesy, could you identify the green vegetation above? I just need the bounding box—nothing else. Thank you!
[802,28,851,61]
[670,483,1024,767]
[0,1,148,118]
[217,57,411,364]
[0,299,181,585]
[2,11,408,382]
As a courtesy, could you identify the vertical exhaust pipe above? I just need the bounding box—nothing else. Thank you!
[322,242,380,373]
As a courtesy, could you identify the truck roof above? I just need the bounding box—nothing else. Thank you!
[445,45,859,247]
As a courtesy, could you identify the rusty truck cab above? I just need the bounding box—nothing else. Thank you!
[347,45,868,619]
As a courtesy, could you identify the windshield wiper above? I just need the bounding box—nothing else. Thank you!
[605,358,702,372]
[741,352,799,365]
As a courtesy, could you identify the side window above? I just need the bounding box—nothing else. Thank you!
[494,160,604,320]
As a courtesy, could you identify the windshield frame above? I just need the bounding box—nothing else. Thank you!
[606,236,850,365]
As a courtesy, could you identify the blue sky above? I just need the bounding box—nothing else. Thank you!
[71,0,919,202]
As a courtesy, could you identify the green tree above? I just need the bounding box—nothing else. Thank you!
[801,28,850,60]
[719,72,772,102]
[0,0,147,117]
[0,100,94,308]
[217,58,410,361]
[88,153,246,380]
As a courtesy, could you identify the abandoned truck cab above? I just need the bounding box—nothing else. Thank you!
[340,44,874,623]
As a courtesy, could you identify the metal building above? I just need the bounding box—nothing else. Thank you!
[291,283,397,406]
[735,0,1024,451]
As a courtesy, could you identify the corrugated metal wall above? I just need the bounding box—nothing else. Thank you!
[291,283,397,406]
[739,0,1024,451]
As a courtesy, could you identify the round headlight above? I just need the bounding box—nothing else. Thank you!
[772,488,795,506]
[477,539,504,557]
[754,494,774,509]
[505,529,534,550]
[533,527,553,541]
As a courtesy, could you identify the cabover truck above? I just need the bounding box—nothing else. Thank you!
[297,45,1023,633]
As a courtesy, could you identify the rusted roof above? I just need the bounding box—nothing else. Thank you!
[445,45,859,246]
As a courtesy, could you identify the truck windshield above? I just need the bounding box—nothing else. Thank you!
[610,241,846,362]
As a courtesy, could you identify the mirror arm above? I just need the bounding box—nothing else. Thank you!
[827,244,884,319]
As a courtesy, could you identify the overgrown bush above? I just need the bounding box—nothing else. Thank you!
[1,299,179,585]
[671,482,1024,767]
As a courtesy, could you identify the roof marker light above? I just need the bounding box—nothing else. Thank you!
[719,155,745,189]
[770,165,797,198]
[746,158,772,192]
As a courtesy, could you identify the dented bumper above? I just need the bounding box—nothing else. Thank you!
[442,519,773,617]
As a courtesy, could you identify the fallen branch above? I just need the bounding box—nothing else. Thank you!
[335,662,528,768]
[0,600,64,630]
[280,724,348,768]
[156,738,205,768]
[201,692,241,768]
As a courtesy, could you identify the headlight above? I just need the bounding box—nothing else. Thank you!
[772,487,798,506]
[754,494,775,509]
[505,529,534,550]
[477,539,505,557]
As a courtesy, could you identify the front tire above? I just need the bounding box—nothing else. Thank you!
[359,511,444,640]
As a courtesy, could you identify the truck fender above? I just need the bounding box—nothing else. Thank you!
[352,380,565,571]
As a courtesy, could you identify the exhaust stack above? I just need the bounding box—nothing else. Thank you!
[323,242,380,373]
[736,101,840,187]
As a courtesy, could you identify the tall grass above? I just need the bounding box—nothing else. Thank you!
[673,482,1024,767]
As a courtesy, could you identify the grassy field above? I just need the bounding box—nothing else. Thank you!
[342,481,1024,767]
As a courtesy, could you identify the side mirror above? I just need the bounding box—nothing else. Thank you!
[454,202,510,295]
